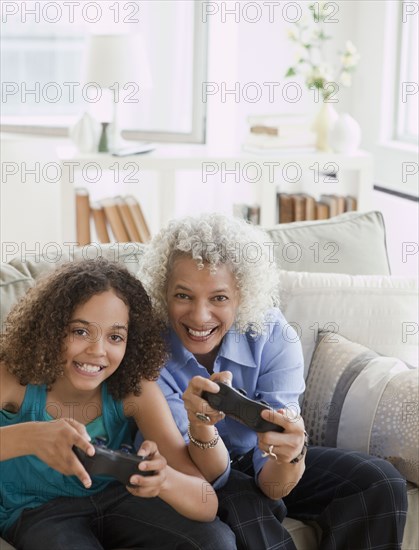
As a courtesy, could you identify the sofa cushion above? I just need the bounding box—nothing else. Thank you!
[0,244,146,327]
[0,263,36,328]
[279,270,419,372]
[266,210,391,274]
[302,331,418,485]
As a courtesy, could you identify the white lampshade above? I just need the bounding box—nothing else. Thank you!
[83,33,152,90]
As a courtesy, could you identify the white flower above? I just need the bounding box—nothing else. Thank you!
[345,40,357,54]
[285,6,359,92]
[294,46,307,63]
[287,28,298,41]
[300,13,311,26]
[341,51,360,69]
[340,40,360,68]
[317,63,334,82]
[311,28,323,40]
[340,71,352,87]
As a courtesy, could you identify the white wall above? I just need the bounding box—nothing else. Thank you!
[206,0,357,147]
[372,190,418,278]
[351,0,418,277]
[1,0,417,278]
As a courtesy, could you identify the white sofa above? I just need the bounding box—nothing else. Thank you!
[1,211,418,550]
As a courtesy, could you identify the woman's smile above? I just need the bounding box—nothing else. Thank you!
[166,257,239,359]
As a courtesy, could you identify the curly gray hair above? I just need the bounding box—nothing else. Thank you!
[137,213,280,334]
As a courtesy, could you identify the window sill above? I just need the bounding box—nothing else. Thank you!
[378,140,418,154]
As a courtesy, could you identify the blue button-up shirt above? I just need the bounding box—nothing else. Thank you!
[157,308,305,486]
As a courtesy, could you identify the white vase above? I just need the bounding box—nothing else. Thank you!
[69,112,101,153]
[311,103,339,152]
[331,113,362,154]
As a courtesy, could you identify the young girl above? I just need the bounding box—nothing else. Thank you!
[0,258,236,550]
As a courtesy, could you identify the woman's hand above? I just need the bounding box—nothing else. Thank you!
[257,408,307,465]
[127,440,168,498]
[257,408,307,499]
[33,418,95,488]
[182,371,232,428]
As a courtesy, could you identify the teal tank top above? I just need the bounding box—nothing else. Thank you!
[0,382,135,536]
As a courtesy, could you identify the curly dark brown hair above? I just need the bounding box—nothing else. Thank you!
[0,258,167,400]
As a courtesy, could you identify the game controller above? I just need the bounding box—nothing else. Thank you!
[73,442,155,487]
[202,382,284,433]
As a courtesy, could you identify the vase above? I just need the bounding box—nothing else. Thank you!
[330,113,362,154]
[69,112,101,153]
[98,122,110,153]
[312,103,339,152]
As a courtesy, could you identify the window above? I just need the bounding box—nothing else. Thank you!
[394,2,418,144]
[0,0,207,143]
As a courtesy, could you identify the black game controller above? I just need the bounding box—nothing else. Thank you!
[202,382,284,433]
[73,443,155,487]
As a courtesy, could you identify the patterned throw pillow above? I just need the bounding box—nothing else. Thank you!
[302,331,418,484]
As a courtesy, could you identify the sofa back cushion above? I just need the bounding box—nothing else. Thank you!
[266,210,391,274]
[0,243,146,327]
[279,270,418,372]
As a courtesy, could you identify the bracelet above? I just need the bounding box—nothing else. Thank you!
[290,431,309,464]
[187,423,219,449]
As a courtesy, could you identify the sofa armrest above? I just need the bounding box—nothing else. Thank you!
[302,331,418,485]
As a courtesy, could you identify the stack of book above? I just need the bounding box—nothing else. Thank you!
[75,188,150,245]
[242,114,316,153]
[233,204,261,224]
[276,193,357,223]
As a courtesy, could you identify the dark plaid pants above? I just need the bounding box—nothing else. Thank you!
[217,446,407,550]
[4,482,237,550]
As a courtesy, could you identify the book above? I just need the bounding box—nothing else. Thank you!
[242,143,317,154]
[292,194,306,222]
[345,196,358,211]
[233,204,260,224]
[319,194,339,218]
[124,195,151,243]
[114,196,142,242]
[277,193,294,223]
[247,114,310,134]
[250,125,278,136]
[315,201,330,220]
[304,194,316,220]
[244,113,316,153]
[243,131,316,151]
[101,197,130,242]
[247,205,261,225]
[333,194,346,215]
[91,202,110,243]
[75,188,91,246]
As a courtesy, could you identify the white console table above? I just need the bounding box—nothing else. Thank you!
[57,145,374,242]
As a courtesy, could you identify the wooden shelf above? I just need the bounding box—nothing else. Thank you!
[57,145,374,242]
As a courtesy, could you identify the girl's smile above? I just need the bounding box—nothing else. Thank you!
[60,290,129,393]
[73,361,107,376]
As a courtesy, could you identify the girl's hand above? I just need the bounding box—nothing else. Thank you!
[127,440,168,498]
[257,408,307,465]
[182,372,233,427]
[33,418,95,488]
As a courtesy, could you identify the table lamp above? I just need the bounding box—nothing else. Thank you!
[83,33,152,152]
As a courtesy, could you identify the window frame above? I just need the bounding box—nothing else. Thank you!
[393,2,418,145]
[0,3,208,144]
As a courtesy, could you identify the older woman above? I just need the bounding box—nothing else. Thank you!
[138,213,407,550]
